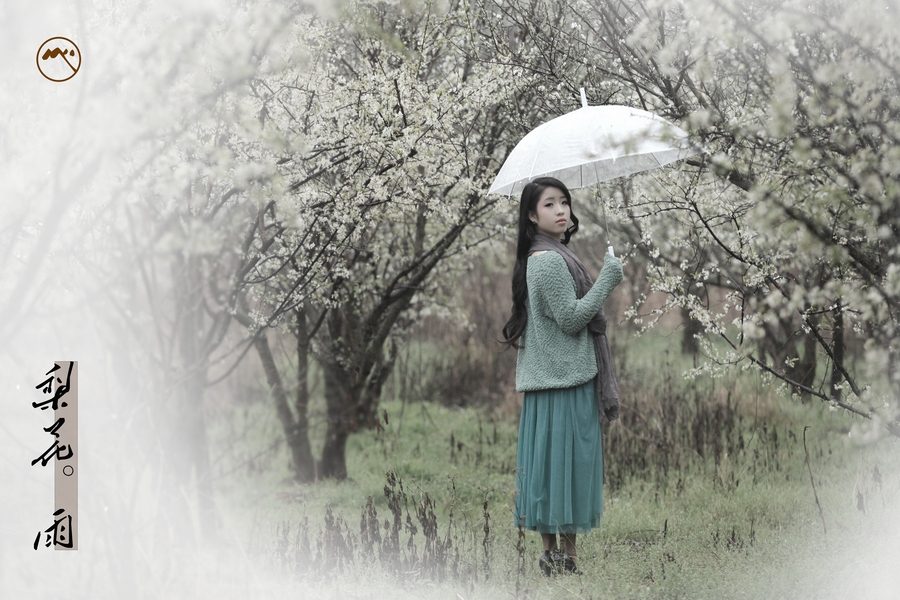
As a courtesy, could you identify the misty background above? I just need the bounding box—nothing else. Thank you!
[2,0,898,597]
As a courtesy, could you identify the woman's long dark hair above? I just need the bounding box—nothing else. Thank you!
[500,177,579,349]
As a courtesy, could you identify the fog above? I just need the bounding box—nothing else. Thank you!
[1,1,898,598]
[0,1,321,597]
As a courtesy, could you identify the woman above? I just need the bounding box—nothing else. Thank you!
[501,176,623,576]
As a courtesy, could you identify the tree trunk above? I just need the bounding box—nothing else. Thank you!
[155,382,208,550]
[253,330,316,482]
[182,371,218,541]
[292,304,316,481]
[237,295,317,482]
[319,421,351,480]
[316,300,400,479]
[319,352,352,480]
[170,255,219,543]
[680,304,703,356]
[316,346,399,478]
[831,301,844,403]
[793,317,818,401]
[758,318,797,374]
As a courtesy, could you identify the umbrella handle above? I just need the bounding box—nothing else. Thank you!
[608,245,615,258]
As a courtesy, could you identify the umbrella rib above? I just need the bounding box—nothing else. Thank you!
[653,152,664,168]
[591,161,612,251]
[527,122,551,183]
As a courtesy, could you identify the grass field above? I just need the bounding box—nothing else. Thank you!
[203,332,900,600]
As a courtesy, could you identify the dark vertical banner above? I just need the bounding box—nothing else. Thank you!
[55,361,77,550]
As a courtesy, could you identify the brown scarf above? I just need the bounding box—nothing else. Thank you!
[529,232,620,422]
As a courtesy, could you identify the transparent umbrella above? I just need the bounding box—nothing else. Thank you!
[489,89,700,255]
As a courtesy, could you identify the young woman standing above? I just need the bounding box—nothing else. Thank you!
[501,176,623,575]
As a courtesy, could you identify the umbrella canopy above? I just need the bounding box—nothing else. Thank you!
[489,92,700,196]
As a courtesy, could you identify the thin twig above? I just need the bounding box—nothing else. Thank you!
[803,426,827,537]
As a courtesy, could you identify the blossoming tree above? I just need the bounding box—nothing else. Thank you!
[239,0,531,480]
[479,0,900,437]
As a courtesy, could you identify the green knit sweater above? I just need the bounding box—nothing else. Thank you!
[515,250,624,392]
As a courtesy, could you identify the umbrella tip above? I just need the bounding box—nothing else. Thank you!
[580,87,588,108]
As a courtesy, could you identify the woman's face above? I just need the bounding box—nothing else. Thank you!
[529,186,570,240]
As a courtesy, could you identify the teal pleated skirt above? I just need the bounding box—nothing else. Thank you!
[514,379,603,534]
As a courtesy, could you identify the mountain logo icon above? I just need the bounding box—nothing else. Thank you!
[37,37,81,82]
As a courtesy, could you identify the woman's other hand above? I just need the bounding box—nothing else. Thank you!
[599,254,623,288]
